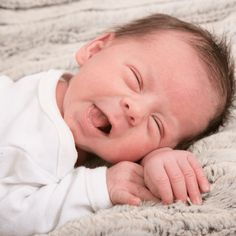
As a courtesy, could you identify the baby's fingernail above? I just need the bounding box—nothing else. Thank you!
[203,183,210,192]
[194,197,202,205]
[132,198,141,206]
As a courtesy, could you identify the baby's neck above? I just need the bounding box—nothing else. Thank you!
[56,73,72,116]
[74,148,89,167]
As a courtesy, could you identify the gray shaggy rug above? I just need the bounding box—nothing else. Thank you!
[1,0,236,235]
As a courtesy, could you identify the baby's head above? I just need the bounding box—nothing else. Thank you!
[62,14,235,163]
[112,13,235,150]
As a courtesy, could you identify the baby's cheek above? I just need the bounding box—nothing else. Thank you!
[124,135,155,161]
[103,129,156,163]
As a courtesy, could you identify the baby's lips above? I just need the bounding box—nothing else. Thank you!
[90,105,110,128]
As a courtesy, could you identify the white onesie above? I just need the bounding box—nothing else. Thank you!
[0,70,112,236]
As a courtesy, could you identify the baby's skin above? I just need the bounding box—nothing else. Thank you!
[107,148,210,205]
[56,31,215,206]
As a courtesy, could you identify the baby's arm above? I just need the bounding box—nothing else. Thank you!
[0,147,111,235]
[0,147,156,235]
[141,148,210,205]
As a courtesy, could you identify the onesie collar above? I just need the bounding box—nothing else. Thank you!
[38,69,77,178]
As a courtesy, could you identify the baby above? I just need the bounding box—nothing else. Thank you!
[0,14,234,235]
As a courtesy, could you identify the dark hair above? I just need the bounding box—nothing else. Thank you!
[112,13,235,149]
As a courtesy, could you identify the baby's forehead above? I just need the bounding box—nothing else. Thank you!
[118,30,203,65]
[117,29,196,47]
[133,31,219,106]
[113,30,218,96]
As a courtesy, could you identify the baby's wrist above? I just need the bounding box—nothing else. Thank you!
[141,147,173,166]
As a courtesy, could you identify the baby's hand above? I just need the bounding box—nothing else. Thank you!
[141,148,210,205]
[107,161,157,206]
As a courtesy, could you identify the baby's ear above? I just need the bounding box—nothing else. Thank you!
[76,32,115,65]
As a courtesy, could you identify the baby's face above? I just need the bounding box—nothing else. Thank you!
[62,31,217,163]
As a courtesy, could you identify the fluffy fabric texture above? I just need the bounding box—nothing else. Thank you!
[1,0,236,235]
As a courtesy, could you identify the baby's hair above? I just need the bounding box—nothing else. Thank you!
[112,13,235,149]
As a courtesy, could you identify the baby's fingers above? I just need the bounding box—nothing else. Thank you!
[177,157,202,205]
[131,184,158,202]
[187,155,210,193]
[146,165,174,204]
[112,189,141,206]
[164,159,188,203]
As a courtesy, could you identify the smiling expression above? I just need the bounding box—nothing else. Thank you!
[59,31,217,163]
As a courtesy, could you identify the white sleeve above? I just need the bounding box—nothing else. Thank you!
[0,75,13,92]
[0,146,112,236]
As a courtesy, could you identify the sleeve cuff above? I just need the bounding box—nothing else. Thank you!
[85,167,113,211]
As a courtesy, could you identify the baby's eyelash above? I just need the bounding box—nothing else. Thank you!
[152,115,162,134]
[130,67,142,90]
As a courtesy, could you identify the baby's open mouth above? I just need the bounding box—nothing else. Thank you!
[90,105,112,135]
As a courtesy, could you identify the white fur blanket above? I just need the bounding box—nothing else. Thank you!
[1,0,236,235]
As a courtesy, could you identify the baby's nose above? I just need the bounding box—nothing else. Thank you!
[120,97,148,126]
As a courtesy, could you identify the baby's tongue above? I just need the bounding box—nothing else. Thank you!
[90,106,110,128]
